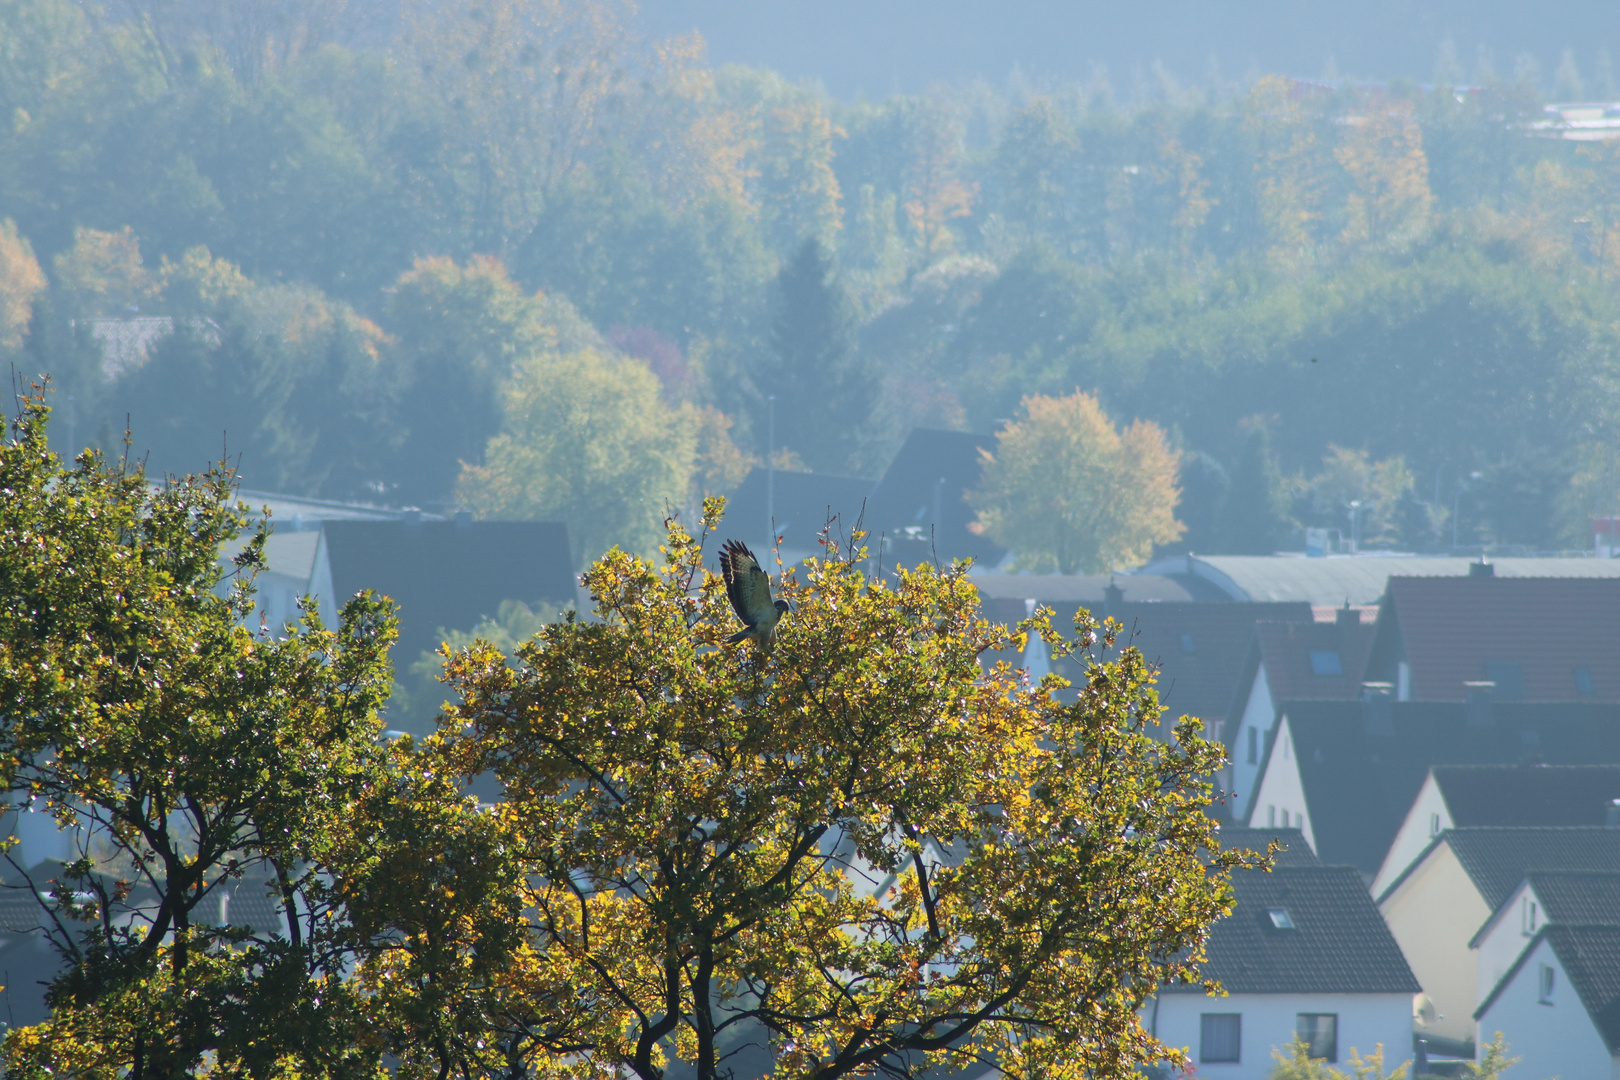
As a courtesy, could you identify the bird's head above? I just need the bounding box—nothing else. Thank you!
[774,598,792,616]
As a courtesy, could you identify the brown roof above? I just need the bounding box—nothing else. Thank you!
[1253,614,1378,703]
[1371,577,1620,702]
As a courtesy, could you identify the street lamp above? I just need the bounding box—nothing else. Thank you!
[1453,471,1483,551]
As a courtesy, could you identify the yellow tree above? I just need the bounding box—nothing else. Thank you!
[1335,100,1434,245]
[1242,75,1327,259]
[393,503,1250,1080]
[1575,138,1620,281]
[968,390,1184,574]
[456,347,697,564]
[904,102,977,265]
[0,219,46,353]
[53,225,156,315]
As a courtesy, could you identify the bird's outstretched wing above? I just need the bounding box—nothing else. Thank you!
[719,539,777,629]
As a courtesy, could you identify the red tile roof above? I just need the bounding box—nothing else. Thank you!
[1376,577,1620,702]
[1253,616,1378,703]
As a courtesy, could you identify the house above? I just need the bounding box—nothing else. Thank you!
[1244,701,1620,877]
[1473,925,1620,1079]
[1225,607,1378,818]
[972,583,1311,736]
[1363,574,1620,702]
[1152,866,1419,1079]
[1471,870,1620,1011]
[718,467,875,563]
[1133,554,1620,607]
[1376,827,1620,1054]
[1373,766,1620,898]
[863,428,1005,568]
[320,516,576,661]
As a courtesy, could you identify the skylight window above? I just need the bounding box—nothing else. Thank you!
[1181,634,1195,654]
[1309,651,1342,676]
[1575,668,1595,697]
[1267,907,1295,930]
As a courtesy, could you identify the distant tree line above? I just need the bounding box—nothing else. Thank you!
[3,0,1620,556]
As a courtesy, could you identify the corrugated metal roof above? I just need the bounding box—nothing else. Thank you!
[1138,555,1620,606]
[1384,577,1620,702]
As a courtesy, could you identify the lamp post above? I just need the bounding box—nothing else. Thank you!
[1453,471,1483,551]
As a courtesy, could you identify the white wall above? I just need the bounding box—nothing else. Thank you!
[1152,991,1414,1080]
[1230,664,1275,819]
[1372,772,1451,898]
[1245,716,1316,851]
[1475,936,1618,1080]
[1473,880,1544,1011]
[1378,842,1489,1046]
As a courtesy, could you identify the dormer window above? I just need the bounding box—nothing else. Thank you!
[1267,907,1295,930]
[1309,650,1342,676]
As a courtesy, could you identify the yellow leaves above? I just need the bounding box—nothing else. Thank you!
[1335,100,1434,246]
[0,219,46,353]
[967,389,1183,574]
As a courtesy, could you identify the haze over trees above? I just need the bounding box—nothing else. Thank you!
[2,0,1620,557]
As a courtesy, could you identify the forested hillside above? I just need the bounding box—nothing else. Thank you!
[3,0,1619,557]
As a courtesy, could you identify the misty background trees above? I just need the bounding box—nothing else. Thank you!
[3,0,1620,558]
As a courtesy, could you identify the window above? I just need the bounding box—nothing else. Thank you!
[1200,1013,1241,1062]
[1522,898,1538,935]
[1180,633,1196,654]
[1295,1014,1337,1061]
[1247,726,1258,765]
[1538,963,1556,1004]
[1575,667,1595,697]
[1309,650,1342,675]
[1429,812,1441,838]
[1267,906,1295,930]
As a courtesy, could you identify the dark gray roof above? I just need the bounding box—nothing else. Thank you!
[1213,826,1321,866]
[323,519,576,660]
[1171,866,1419,995]
[1476,924,1620,1051]
[864,428,1005,567]
[720,468,875,553]
[1266,701,1620,875]
[1446,828,1620,911]
[1436,765,1620,827]
[969,573,1222,604]
[1524,872,1620,926]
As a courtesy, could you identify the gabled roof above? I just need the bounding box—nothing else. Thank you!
[1371,577,1620,702]
[1445,828,1620,911]
[864,429,1004,567]
[1251,615,1377,703]
[1268,702,1620,874]
[1171,866,1419,995]
[1475,924,1620,1051]
[720,468,875,554]
[1435,765,1620,827]
[1214,826,1321,866]
[1469,871,1620,949]
[969,573,1224,606]
[322,519,576,660]
[1136,555,1620,606]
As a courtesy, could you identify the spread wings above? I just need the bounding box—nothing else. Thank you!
[719,540,777,628]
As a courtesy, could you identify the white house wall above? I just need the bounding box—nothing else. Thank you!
[1229,663,1275,818]
[1472,881,1546,1012]
[1245,716,1316,850]
[1475,936,1618,1080]
[1371,773,1452,898]
[1378,842,1489,1046]
[1151,991,1414,1080]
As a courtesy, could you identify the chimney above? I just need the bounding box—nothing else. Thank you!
[1336,600,1359,629]
[454,509,473,529]
[1361,683,1394,736]
[1469,558,1494,578]
[1104,575,1124,618]
[402,507,422,530]
[1608,799,1620,828]
[1465,681,1496,727]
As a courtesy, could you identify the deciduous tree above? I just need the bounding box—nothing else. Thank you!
[409,502,1244,1080]
[968,389,1183,573]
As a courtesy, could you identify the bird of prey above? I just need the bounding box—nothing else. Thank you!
[719,539,790,648]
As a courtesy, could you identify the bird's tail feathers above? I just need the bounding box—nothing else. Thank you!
[726,627,753,645]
